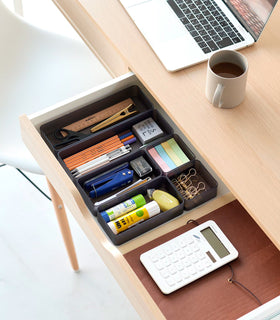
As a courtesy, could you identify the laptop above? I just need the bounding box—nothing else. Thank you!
[119,0,278,71]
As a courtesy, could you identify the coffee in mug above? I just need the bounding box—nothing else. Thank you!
[211,62,244,78]
[205,50,248,108]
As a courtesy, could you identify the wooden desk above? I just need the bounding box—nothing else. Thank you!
[20,1,280,319]
[53,0,280,249]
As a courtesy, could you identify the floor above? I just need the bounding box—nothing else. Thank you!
[1,1,140,319]
[0,167,140,320]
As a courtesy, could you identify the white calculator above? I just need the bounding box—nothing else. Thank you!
[140,220,238,294]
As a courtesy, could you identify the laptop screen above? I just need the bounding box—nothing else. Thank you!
[225,0,278,40]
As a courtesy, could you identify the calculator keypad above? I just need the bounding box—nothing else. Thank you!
[141,234,214,293]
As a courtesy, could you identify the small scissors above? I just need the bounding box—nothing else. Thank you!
[54,129,89,148]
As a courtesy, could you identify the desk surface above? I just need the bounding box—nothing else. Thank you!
[53,0,280,249]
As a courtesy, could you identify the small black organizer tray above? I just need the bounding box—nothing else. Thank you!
[40,85,154,154]
[40,85,218,245]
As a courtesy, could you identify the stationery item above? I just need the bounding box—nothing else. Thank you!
[161,140,183,167]
[149,138,190,173]
[132,118,164,144]
[140,220,238,294]
[100,194,146,223]
[122,137,137,146]
[172,168,206,200]
[206,50,248,108]
[147,189,179,211]
[148,148,171,172]
[64,134,123,170]
[90,104,137,133]
[88,168,134,198]
[108,201,160,234]
[61,98,134,134]
[64,132,136,171]
[154,145,177,170]
[94,177,152,206]
[83,163,129,190]
[130,156,153,178]
[54,129,90,148]
[167,138,189,163]
[72,145,132,178]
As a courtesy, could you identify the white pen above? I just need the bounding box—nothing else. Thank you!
[94,177,151,206]
[72,145,131,177]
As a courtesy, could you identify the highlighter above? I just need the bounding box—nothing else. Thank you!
[107,201,160,234]
[100,194,146,222]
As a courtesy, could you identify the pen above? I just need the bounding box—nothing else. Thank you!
[94,177,151,206]
[72,145,132,178]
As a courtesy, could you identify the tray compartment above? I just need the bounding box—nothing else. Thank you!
[146,134,195,176]
[96,176,184,245]
[57,109,173,177]
[40,85,154,153]
[167,160,218,210]
[76,149,162,216]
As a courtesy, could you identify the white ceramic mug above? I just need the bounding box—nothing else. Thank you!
[205,50,248,109]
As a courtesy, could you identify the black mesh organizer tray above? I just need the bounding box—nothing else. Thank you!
[39,85,218,244]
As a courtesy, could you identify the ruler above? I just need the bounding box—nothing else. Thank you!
[62,98,134,133]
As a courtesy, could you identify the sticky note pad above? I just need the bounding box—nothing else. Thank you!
[132,118,164,144]
[167,138,190,164]
[161,140,184,167]
[148,148,171,172]
[155,145,177,170]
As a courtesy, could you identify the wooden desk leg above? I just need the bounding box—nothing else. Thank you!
[46,178,79,271]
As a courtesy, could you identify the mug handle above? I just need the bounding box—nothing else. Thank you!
[212,83,224,108]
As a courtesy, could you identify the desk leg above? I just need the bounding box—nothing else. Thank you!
[46,179,79,271]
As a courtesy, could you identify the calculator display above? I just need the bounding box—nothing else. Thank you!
[201,227,230,258]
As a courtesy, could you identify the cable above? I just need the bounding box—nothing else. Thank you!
[186,218,262,306]
[0,164,6,168]
[227,264,262,306]
[16,168,52,201]
[186,219,199,226]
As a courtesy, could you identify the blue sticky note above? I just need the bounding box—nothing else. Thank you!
[155,145,177,170]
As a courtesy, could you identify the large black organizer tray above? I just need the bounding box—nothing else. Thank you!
[40,85,218,245]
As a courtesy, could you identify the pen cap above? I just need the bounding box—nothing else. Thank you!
[132,194,146,208]
[146,200,161,218]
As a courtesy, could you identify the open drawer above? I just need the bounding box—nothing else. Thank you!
[20,72,237,319]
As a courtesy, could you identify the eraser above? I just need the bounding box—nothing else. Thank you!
[132,118,164,144]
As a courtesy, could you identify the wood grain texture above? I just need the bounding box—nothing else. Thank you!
[46,178,79,271]
[69,0,280,250]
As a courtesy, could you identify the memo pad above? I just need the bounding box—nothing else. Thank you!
[124,200,280,320]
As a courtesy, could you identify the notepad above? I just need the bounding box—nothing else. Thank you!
[148,148,171,172]
[149,138,190,173]
[154,145,176,170]
[161,140,184,167]
[167,138,189,164]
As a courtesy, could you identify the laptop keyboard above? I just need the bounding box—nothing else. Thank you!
[167,0,245,53]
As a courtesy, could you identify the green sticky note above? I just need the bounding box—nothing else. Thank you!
[167,138,190,164]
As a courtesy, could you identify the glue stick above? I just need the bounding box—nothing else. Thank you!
[107,201,160,234]
[100,194,146,222]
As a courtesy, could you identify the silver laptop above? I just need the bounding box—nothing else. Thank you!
[120,0,278,71]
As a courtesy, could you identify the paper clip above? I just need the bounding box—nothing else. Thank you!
[90,104,137,133]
